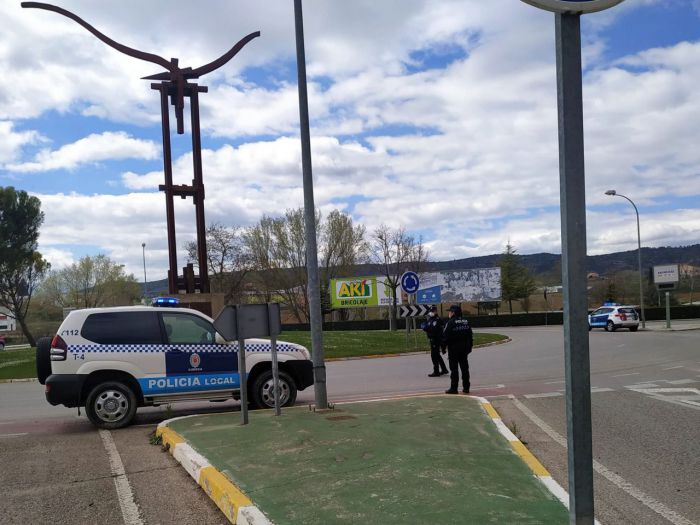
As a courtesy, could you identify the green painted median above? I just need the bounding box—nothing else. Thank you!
[168,396,568,524]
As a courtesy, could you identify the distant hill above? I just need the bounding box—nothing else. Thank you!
[140,244,700,292]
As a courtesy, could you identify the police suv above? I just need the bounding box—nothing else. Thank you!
[588,303,640,332]
[36,299,314,429]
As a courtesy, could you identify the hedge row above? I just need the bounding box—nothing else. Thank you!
[283,304,700,331]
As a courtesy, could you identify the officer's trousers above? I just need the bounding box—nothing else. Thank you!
[447,348,470,391]
[430,341,448,374]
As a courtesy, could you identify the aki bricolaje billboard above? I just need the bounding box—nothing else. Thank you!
[330,276,402,308]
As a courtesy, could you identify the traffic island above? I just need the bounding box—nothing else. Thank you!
[157,395,569,524]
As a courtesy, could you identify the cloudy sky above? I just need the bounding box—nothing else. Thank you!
[1,0,699,281]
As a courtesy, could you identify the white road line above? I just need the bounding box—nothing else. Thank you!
[0,433,28,438]
[99,430,143,525]
[662,366,684,371]
[590,387,615,393]
[524,392,563,399]
[667,379,697,385]
[510,397,695,525]
[545,380,565,384]
[610,372,640,378]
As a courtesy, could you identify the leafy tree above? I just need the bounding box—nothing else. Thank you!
[39,255,140,308]
[0,187,50,346]
[499,242,536,314]
[370,225,428,330]
[186,223,251,304]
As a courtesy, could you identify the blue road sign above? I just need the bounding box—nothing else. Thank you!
[520,0,624,13]
[417,285,441,305]
[400,271,420,294]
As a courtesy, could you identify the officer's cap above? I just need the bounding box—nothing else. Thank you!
[429,305,438,312]
[448,304,462,314]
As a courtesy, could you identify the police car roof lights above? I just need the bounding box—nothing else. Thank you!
[152,297,180,307]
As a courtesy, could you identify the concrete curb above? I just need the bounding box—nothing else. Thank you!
[325,337,512,362]
[0,377,38,384]
[474,396,602,525]
[156,420,272,525]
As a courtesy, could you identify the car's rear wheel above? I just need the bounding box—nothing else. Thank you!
[85,381,137,429]
[36,337,53,385]
[629,326,638,332]
[605,320,616,332]
[250,370,297,409]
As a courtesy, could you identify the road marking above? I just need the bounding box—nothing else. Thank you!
[625,387,700,411]
[667,379,697,385]
[510,396,695,525]
[662,366,684,371]
[0,433,28,438]
[626,383,660,389]
[590,387,615,393]
[610,372,640,378]
[544,380,565,384]
[524,392,563,399]
[99,430,143,525]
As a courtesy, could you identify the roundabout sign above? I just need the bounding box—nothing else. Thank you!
[521,0,624,13]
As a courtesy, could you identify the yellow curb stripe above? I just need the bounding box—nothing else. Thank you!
[510,441,550,477]
[157,427,184,449]
[479,399,551,478]
[199,465,252,524]
[482,402,501,420]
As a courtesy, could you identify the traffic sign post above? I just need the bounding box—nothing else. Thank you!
[520,1,626,523]
[400,271,420,295]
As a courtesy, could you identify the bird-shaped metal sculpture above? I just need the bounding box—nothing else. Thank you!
[22,2,260,133]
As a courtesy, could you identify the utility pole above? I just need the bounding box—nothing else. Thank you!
[294,0,327,409]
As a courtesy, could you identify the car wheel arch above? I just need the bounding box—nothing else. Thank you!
[80,370,144,406]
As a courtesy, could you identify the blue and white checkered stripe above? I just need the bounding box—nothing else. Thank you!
[68,343,299,353]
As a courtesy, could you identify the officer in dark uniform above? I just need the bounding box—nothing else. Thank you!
[423,305,448,377]
[441,304,473,394]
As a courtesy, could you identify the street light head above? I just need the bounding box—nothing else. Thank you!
[605,190,617,196]
[142,242,146,248]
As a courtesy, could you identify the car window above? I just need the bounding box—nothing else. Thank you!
[82,312,162,344]
[161,312,217,345]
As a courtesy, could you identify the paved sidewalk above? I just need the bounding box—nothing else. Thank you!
[161,395,569,524]
[643,319,700,331]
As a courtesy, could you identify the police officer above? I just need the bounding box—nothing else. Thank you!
[441,304,473,394]
[423,305,448,377]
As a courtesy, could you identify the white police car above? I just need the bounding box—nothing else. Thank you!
[588,303,640,332]
[36,298,313,429]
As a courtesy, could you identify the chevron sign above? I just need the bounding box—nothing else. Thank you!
[399,305,432,318]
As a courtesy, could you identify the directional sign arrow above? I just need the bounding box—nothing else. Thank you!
[399,304,432,318]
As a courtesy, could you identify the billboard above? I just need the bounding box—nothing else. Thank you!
[417,268,501,303]
[330,276,405,309]
[653,265,679,285]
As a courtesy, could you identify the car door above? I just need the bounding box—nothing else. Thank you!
[147,311,239,396]
[590,308,612,327]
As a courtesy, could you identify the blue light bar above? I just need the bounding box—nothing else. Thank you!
[152,297,180,307]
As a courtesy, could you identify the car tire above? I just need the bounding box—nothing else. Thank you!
[605,320,616,332]
[629,326,638,332]
[249,369,297,409]
[85,381,137,429]
[36,336,53,385]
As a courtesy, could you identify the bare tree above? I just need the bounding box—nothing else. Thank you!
[371,225,429,330]
[244,209,368,323]
[186,223,251,304]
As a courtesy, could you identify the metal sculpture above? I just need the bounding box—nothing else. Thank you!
[22,2,260,294]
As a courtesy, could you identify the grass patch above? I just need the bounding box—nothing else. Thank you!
[279,330,508,359]
[0,347,36,381]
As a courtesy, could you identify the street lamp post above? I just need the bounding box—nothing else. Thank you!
[141,242,148,302]
[605,190,646,328]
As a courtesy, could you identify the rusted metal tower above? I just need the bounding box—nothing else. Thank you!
[22,2,260,294]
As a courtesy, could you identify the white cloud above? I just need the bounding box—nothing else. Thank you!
[6,132,159,172]
[2,0,699,279]
[0,121,44,163]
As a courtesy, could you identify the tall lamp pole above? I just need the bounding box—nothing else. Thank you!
[605,190,646,328]
[141,242,148,302]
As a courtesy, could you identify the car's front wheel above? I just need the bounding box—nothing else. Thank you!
[250,369,297,409]
[605,320,616,332]
[85,381,137,429]
[629,326,638,332]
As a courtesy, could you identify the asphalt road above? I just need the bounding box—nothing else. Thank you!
[1,326,698,524]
